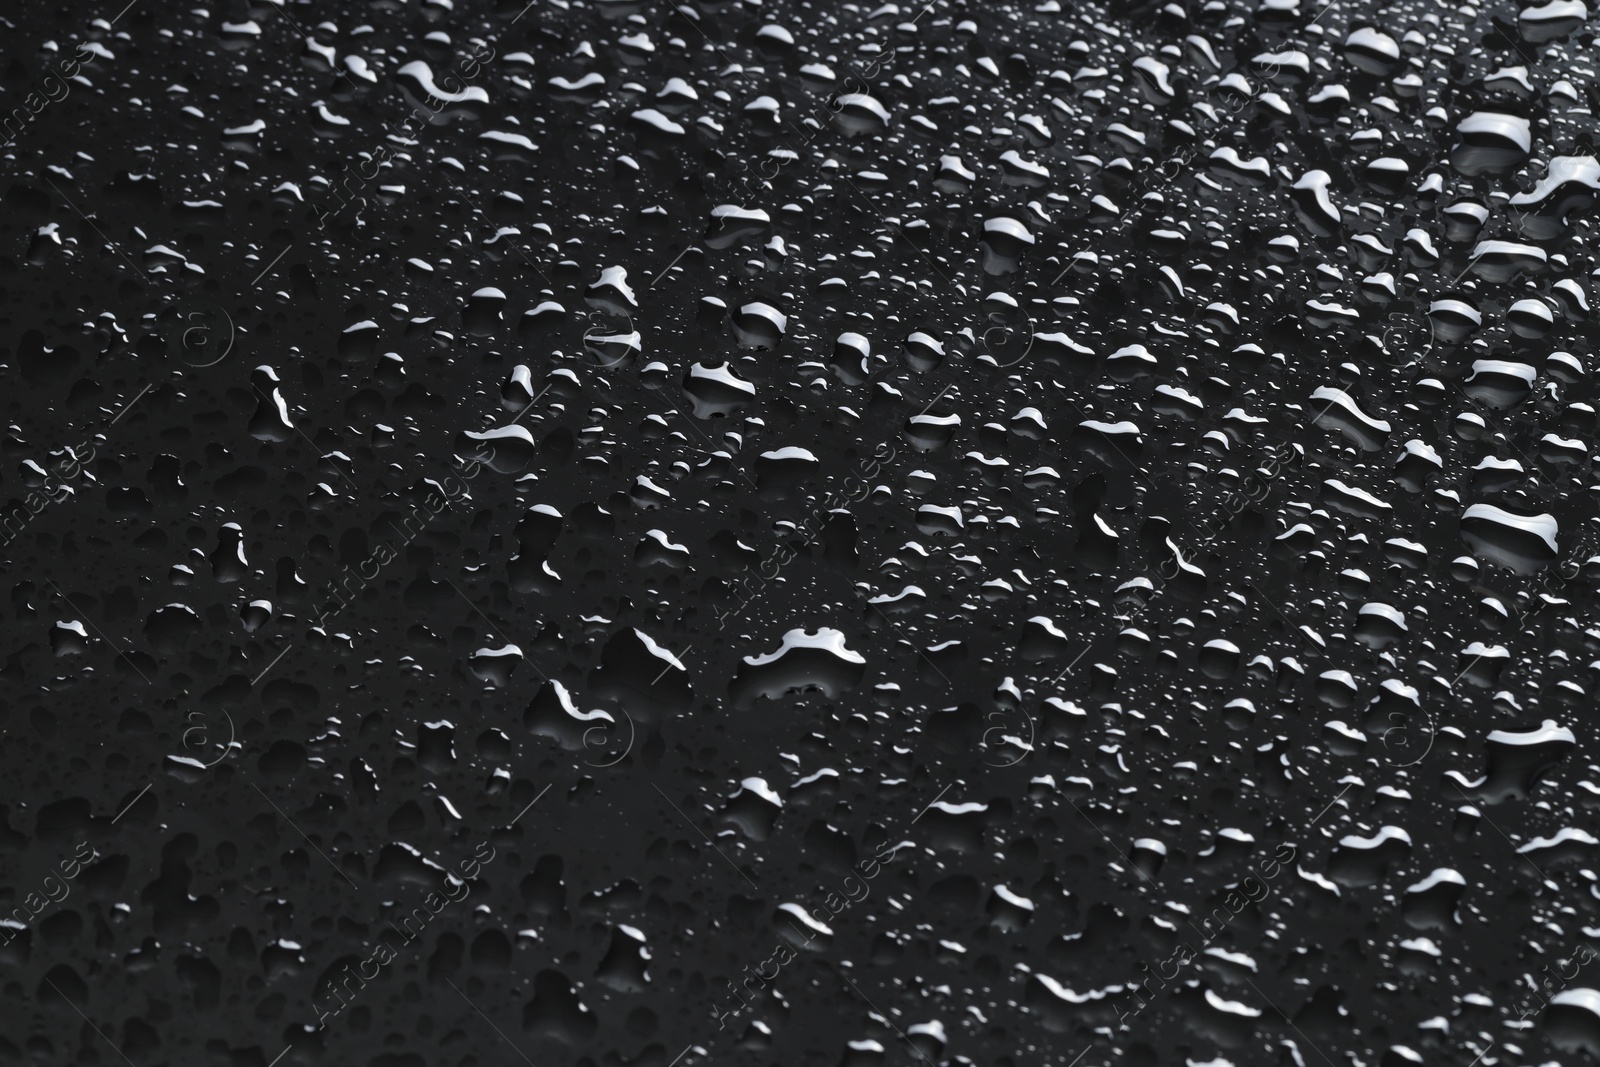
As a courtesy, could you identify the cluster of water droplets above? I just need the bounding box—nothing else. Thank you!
[6,0,1600,1063]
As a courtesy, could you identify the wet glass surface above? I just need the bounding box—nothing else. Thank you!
[4,0,1600,1064]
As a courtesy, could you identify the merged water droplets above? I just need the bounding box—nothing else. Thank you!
[9,0,1600,1063]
